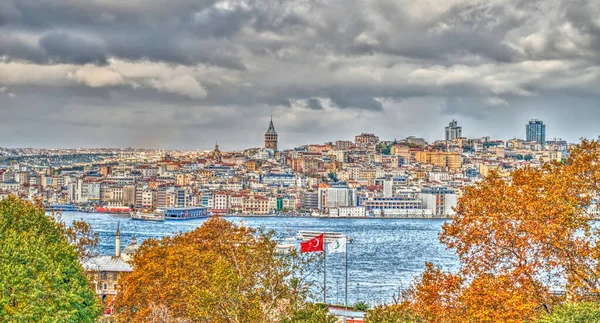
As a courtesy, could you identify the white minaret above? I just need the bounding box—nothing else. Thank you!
[115,222,121,258]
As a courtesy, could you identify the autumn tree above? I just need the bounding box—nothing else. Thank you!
[379,140,600,322]
[115,216,329,323]
[365,303,424,323]
[0,196,101,322]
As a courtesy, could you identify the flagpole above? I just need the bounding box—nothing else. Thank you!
[323,243,327,305]
[344,235,348,323]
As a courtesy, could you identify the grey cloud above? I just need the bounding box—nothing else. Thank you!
[39,32,107,65]
[1,0,600,148]
[305,98,323,110]
[329,91,383,111]
[440,97,487,120]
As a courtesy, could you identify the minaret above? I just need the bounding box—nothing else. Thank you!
[115,222,121,258]
[264,116,278,151]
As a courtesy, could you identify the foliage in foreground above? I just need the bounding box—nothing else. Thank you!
[281,303,338,323]
[0,196,101,322]
[115,216,331,323]
[537,302,600,323]
[365,303,423,323]
[371,140,600,322]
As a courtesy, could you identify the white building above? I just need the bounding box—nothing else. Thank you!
[318,186,357,210]
[383,179,393,198]
[421,187,457,216]
[329,206,366,217]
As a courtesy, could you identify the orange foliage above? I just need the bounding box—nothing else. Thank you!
[400,140,600,322]
[114,217,310,323]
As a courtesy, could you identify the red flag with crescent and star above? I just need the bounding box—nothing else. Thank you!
[300,233,325,253]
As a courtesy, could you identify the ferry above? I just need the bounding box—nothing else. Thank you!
[275,237,296,254]
[95,206,132,214]
[45,204,80,212]
[296,231,346,243]
[131,209,165,222]
[163,207,210,220]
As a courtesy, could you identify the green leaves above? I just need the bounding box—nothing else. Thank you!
[0,196,101,323]
[537,302,600,323]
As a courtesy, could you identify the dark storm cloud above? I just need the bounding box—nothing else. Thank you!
[305,98,323,110]
[1,0,600,149]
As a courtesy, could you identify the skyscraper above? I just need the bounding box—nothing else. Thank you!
[445,120,462,141]
[526,119,546,144]
[264,116,278,150]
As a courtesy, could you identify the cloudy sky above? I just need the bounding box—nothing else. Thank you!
[1,0,599,150]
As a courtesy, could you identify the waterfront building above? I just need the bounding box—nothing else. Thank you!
[300,190,319,210]
[265,117,278,151]
[360,196,422,212]
[329,206,366,217]
[84,225,136,303]
[318,185,357,210]
[526,119,546,144]
[242,195,270,214]
[421,187,457,216]
[445,120,462,141]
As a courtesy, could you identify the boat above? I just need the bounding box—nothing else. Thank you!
[131,209,165,222]
[96,206,132,214]
[296,230,346,243]
[276,237,296,254]
[45,204,80,212]
[163,206,210,220]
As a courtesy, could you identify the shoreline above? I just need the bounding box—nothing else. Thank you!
[52,210,451,220]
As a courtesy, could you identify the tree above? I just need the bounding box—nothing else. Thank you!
[380,140,600,322]
[355,301,370,311]
[280,303,337,323]
[52,213,100,261]
[0,196,101,322]
[115,216,320,323]
[537,302,600,323]
[365,303,423,323]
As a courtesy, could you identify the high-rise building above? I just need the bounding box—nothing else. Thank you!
[445,120,462,141]
[526,119,546,144]
[264,116,278,150]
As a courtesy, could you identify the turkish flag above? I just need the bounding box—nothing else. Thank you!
[300,234,325,253]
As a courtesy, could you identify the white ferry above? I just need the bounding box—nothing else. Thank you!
[296,231,345,243]
[130,209,165,222]
[163,206,210,220]
[275,237,296,254]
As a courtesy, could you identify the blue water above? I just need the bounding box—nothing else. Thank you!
[60,212,458,306]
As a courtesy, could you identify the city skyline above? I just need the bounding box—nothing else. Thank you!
[0,116,581,151]
[1,0,600,149]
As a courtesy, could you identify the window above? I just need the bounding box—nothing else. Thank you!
[113,283,117,290]
[101,272,107,280]
[113,273,118,280]
[103,283,107,290]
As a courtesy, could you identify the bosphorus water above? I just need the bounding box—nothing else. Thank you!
[60,212,458,306]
